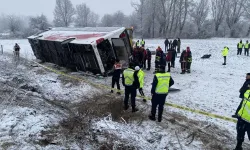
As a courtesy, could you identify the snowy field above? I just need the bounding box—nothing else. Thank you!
[0,38,250,149]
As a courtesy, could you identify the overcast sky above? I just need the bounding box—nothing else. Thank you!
[0,0,136,21]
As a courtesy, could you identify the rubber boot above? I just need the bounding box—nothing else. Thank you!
[132,107,139,113]
[149,115,156,121]
[124,105,129,110]
[180,70,185,74]
[234,141,243,150]
[110,90,114,93]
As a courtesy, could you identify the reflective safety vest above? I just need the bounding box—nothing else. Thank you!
[222,47,228,56]
[138,69,145,88]
[141,40,145,45]
[238,90,250,123]
[245,43,249,49]
[187,58,192,62]
[238,43,243,48]
[123,68,135,86]
[155,73,171,94]
[136,41,140,47]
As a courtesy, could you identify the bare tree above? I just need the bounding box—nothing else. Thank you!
[75,3,90,27]
[178,0,189,36]
[243,1,250,36]
[211,0,226,36]
[112,11,126,27]
[53,0,75,27]
[7,15,23,36]
[88,12,99,27]
[190,0,209,35]
[131,0,146,37]
[29,14,50,32]
[101,14,113,27]
[225,0,246,37]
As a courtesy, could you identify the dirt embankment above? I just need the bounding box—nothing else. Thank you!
[0,54,249,150]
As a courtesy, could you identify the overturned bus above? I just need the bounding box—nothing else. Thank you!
[28,27,133,76]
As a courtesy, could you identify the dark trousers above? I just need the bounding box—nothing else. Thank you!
[151,94,167,120]
[155,62,160,72]
[143,59,147,69]
[223,56,226,64]
[139,88,145,99]
[112,77,120,91]
[236,119,250,145]
[181,62,187,72]
[186,62,191,71]
[167,62,171,72]
[237,48,242,55]
[147,59,151,70]
[177,46,180,53]
[160,65,166,72]
[245,48,249,56]
[165,45,168,52]
[124,86,137,108]
[171,60,175,68]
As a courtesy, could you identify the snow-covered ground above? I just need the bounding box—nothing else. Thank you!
[0,38,250,149]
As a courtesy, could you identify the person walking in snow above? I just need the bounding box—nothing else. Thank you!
[13,43,20,60]
[155,46,163,73]
[111,59,122,95]
[173,39,178,51]
[122,62,140,112]
[222,46,229,65]
[140,38,145,47]
[237,40,243,55]
[177,38,181,53]
[244,40,249,56]
[166,48,172,72]
[135,66,146,102]
[186,47,192,73]
[164,38,169,52]
[146,48,151,70]
[234,88,250,150]
[149,68,174,122]
[232,73,250,119]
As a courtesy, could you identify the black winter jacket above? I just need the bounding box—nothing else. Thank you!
[239,79,250,98]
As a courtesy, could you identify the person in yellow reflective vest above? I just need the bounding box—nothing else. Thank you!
[234,89,250,150]
[135,66,146,102]
[122,62,140,112]
[237,40,243,55]
[149,68,174,122]
[222,46,229,65]
[140,38,145,47]
[244,40,249,56]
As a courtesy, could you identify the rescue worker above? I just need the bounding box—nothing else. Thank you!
[244,40,249,56]
[237,40,243,55]
[122,62,140,112]
[180,50,187,74]
[164,38,169,52]
[166,48,172,72]
[14,43,20,60]
[170,45,177,68]
[149,68,174,122]
[222,46,229,65]
[140,38,145,47]
[135,66,146,102]
[160,51,167,72]
[136,40,140,47]
[173,39,178,51]
[186,47,192,73]
[234,89,250,150]
[146,48,151,70]
[111,59,122,94]
[155,46,163,73]
[142,47,147,69]
[177,38,181,53]
[232,73,250,118]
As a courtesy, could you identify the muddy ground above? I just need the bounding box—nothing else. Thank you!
[0,53,249,150]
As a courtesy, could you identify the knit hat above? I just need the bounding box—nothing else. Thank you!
[247,73,250,76]
[135,66,140,71]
